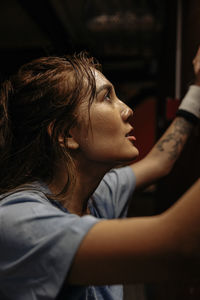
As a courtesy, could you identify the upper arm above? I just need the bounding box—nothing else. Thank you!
[0,196,99,298]
[67,214,197,285]
[68,179,200,286]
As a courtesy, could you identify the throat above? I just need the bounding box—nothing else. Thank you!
[66,198,91,216]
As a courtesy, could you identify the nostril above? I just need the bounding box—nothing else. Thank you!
[128,112,134,126]
[122,107,134,123]
[121,108,131,117]
[119,100,133,121]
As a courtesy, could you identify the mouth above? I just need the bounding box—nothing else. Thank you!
[125,128,136,142]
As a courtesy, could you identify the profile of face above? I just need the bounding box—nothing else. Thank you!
[69,70,139,167]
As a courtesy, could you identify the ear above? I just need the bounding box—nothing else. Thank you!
[48,122,80,150]
[58,134,79,150]
[58,135,80,150]
[65,127,80,150]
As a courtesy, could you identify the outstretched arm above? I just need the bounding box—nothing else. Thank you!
[67,178,200,285]
[131,47,200,190]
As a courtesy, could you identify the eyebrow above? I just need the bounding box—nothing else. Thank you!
[96,83,113,95]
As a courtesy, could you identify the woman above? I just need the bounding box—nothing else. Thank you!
[0,49,200,300]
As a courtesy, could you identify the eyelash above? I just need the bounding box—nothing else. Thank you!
[104,89,112,101]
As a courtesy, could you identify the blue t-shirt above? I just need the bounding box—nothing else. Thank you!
[0,166,136,300]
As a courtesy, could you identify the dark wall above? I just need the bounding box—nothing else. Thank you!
[156,0,200,213]
[152,1,200,299]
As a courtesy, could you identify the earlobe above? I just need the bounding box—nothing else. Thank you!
[58,136,80,150]
[66,136,80,150]
[48,122,80,150]
[67,127,80,150]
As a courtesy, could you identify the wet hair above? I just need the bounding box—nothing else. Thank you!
[0,52,101,197]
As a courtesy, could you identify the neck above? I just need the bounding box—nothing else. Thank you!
[48,158,113,216]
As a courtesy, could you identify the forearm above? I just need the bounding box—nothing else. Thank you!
[150,116,194,173]
[131,116,195,189]
[131,48,200,189]
[163,178,200,258]
[152,82,200,174]
[68,179,200,285]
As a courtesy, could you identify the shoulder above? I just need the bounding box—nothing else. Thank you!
[90,166,136,218]
[0,183,99,248]
[0,183,99,267]
[0,185,100,298]
[0,184,59,219]
[96,166,136,194]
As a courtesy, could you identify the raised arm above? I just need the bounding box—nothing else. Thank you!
[131,47,200,190]
[67,178,200,285]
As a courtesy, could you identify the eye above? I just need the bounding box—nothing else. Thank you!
[104,89,112,101]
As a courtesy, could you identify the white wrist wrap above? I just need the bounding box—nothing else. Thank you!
[179,85,200,119]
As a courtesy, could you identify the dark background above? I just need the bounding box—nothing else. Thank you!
[0,1,200,299]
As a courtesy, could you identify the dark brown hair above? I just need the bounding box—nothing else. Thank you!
[0,52,101,196]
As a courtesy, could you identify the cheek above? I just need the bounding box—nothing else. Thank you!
[90,111,122,142]
[78,114,121,156]
[73,105,139,162]
[81,125,125,161]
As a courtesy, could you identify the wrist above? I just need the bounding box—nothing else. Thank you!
[176,109,199,125]
[177,85,200,120]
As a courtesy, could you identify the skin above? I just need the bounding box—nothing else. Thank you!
[193,46,200,84]
[67,179,200,285]
[51,70,139,215]
[49,48,200,285]
[71,70,139,164]
[131,116,193,189]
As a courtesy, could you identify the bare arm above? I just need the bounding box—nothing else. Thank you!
[131,116,194,189]
[67,179,200,285]
[131,47,200,190]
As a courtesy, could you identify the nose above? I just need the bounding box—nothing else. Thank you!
[119,100,133,122]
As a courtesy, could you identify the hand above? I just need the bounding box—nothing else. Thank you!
[192,46,200,86]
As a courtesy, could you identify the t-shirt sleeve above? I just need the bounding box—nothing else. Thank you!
[0,193,99,299]
[90,166,136,219]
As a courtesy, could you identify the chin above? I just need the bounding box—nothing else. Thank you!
[129,147,139,160]
[115,150,140,167]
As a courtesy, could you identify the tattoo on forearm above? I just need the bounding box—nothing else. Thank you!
[156,118,193,160]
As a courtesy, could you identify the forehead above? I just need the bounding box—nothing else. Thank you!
[75,69,112,115]
[93,69,111,90]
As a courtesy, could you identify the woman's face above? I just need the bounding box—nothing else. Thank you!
[70,70,139,166]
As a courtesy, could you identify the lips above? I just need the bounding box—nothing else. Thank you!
[125,128,136,141]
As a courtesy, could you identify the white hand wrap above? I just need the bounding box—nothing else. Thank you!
[178,85,200,119]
